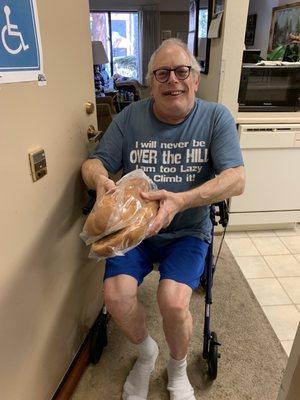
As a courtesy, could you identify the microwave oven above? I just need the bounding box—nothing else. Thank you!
[238,64,300,112]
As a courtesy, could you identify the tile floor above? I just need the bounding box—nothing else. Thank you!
[224,224,300,356]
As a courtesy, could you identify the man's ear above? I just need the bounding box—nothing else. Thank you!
[149,81,154,96]
[194,74,200,92]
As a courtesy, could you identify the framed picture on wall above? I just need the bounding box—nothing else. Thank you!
[161,30,172,41]
[214,0,224,15]
[268,2,300,51]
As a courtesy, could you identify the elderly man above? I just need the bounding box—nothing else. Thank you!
[82,38,245,400]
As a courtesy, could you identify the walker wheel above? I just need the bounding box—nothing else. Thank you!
[207,331,220,380]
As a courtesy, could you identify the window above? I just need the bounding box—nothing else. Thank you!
[198,9,208,39]
[90,12,141,81]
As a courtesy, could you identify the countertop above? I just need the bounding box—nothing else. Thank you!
[237,111,300,124]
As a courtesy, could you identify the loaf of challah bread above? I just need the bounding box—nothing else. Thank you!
[84,175,154,239]
[90,201,158,258]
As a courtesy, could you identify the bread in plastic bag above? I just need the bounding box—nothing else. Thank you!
[80,169,158,245]
[90,200,158,259]
[80,169,159,259]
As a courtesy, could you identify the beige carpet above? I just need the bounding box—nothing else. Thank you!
[72,238,287,400]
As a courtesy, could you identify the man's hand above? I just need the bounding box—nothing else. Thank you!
[95,174,116,199]
[141,189,185,236]
[81,159,116,199]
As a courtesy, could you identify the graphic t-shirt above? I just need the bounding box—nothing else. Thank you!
[89,97,244,243]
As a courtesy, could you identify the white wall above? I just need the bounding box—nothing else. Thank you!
[89,0,189,11]
[217,0,249,117]
[198,40,222,102]
[198,0,250,117]
[247,0,296,58]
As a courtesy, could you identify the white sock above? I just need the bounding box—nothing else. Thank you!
[167,356,195,400]
[122,335,159,400]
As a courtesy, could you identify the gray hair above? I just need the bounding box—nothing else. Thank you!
[145,38,200,87]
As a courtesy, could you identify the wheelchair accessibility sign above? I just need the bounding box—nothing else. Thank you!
[0,0,43,83]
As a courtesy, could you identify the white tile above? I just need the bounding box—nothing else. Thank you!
[247,230,276,237]
[251,237,290,256]
[264,255,300,277]
[295,254,300,263]
[275,226,300,237]
[278,277,300,304]
[280,237,300,254]
[281,340,294,356]
[262,305,300,340]
[225,231,248,238]
[235,256,274,279]
[225,238,259,257]
[247,278,292,306]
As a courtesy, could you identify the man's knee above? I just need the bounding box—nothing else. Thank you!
[104,275,138,316]
[157,280,192,322]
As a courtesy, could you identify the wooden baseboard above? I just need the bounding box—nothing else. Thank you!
[52,334,91,400]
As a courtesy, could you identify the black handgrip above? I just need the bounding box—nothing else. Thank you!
[214,201,229,227]
[82,190,96,215]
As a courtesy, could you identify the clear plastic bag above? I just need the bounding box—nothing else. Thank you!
[80,169,158,260]
[89,200,158,260]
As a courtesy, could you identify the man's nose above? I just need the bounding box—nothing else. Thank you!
[167,70,179,83]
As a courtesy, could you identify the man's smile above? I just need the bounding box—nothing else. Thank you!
[162,90,185,96]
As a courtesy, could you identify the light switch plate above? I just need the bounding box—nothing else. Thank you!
[28,148,47,181]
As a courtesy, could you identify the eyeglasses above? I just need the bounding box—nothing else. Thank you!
[153,65,192,83]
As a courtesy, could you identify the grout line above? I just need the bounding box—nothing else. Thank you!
[262,304,300,317]
[259,302,294,307]
[262,255,300,278]
[229,245,298,343]
[249,235,293,257]
[234,254,263,257]
[246,230,276,239]
[244,270,295,305]
[246,276,294,306]
[277,236,292,255]
[246,277,281,281]
[227,235,297,308]
[273,277,295,305]
[247,236,263,256]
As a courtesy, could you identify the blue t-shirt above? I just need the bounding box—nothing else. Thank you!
[89,97,243,243]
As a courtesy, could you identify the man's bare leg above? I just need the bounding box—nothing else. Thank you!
[157,279,195,400]
[104,275,158,399]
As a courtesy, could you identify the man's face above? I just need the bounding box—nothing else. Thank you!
[150,45,200,123]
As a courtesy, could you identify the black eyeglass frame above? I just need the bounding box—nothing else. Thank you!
[152,65,192,83]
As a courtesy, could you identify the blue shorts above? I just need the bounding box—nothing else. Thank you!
[104,236,209,290]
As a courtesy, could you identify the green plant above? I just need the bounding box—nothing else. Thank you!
[283,44,300,62]
[267,44,300,61]
[266,45,285,60]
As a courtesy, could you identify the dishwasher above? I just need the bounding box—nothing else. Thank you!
[229,123,300,228]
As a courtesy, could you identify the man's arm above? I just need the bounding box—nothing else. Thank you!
[81,158,116,197]
[142,166,245,236]
[182,165,245,210]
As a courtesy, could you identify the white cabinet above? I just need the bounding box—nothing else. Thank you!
[230,123,300,228]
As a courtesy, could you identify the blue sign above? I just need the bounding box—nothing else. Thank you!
[0,0,41,72]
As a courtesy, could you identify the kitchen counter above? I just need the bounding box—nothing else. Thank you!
[237,111,300,124]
